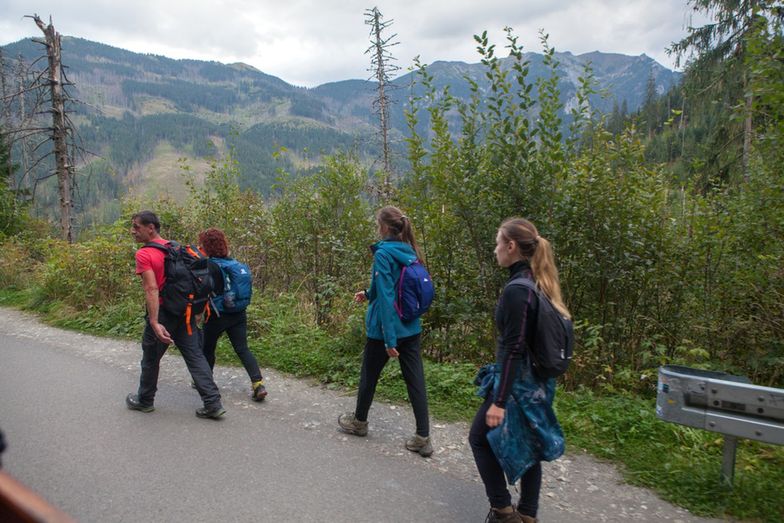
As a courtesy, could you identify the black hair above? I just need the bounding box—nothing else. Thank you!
[131,210,161,232]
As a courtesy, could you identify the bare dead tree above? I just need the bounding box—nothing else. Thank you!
[0,50,10,176]
[0,15,93,241]
[365,6,400,200]
[30,14,75,241]
[0,54,39,198]
[14,55,36,198]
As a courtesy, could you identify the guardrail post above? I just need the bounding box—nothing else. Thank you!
[720,435,738,488]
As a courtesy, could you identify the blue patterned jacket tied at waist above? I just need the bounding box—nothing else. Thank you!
[475,363,565,484]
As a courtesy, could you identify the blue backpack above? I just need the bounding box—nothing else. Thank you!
[211,257,252,313]
[394,260,435,322]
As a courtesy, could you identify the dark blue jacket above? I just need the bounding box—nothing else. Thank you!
[476,363,565,484]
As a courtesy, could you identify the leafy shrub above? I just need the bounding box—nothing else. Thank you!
[0,237,41,289]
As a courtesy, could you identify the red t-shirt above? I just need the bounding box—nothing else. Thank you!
[135,238,168,292]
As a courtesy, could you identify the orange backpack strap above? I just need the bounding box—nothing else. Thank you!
[185,245,203,259]
[185,296,193,335]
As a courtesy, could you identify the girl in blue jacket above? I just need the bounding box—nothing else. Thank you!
[338,206,432,457]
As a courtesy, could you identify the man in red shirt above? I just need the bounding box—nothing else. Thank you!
[125,210,225,419]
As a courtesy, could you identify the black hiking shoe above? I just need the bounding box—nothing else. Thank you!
[196,405,226,419]
[251,380,268,402]
[126,393,154,413]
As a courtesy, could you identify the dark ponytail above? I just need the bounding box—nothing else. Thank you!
[376,206,424,262]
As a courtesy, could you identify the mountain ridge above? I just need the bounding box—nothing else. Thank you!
[1,36,680,223]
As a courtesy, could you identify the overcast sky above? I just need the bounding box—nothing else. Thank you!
[0,0,710,87]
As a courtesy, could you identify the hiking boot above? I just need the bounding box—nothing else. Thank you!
[126,393,154,413]
[251,380,268,402]
[337,412,368,436]
[517,513,537,523]
[485,506,522,523]
[196,405,226,419]
[405,434,434,457]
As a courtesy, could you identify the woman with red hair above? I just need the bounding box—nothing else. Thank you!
[199,227,267,402]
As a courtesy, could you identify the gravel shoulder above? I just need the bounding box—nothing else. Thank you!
[0,307,724,522]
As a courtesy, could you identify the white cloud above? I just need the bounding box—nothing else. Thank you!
[0,0,710,86]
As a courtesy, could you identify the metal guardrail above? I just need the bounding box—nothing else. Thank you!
[656,365,784,486]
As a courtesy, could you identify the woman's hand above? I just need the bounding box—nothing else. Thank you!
[486,404,505,428]
[354,290,367,303]
[386,347,399,358]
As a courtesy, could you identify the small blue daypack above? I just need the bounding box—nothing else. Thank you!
[211,257,252,313]
[394,260,435,322]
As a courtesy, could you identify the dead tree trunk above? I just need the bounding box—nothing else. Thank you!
[33,15,73,242]
[365,7,399,201]
[0,50,11,177]
[15,56,33,197]
[742,71,752,183]
[371,10,391,180]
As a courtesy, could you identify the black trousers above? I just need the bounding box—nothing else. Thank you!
[469,394,542,516]
[354,334,430,437]
[137,308,222,409]
[202,310,263,383]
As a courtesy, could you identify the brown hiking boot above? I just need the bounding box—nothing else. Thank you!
[338,412,368,436]
[517,513,537,523]
[405,434,434,457]
[485,506,522,523]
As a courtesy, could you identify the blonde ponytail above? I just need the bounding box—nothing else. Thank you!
[498,218,571,319]
[530,236,571,319]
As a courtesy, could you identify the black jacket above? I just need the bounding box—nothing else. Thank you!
[494,260,538,407]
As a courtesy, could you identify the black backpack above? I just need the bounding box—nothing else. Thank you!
[507,276,574,378]
[144,241,216,319]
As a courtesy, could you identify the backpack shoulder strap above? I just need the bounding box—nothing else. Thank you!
[505,276,543,316]
[505,275,538,293]
[143,241,171,254]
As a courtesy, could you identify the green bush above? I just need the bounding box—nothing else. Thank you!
[0,237,41,289]
[39,237,138,310]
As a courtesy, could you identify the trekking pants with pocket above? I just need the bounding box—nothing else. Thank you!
[137,308,222,409]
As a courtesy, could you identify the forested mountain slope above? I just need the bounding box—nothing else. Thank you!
[1,36,680,222]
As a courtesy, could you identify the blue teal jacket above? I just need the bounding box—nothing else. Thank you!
[475,363,565,484]
[365,240,422,348]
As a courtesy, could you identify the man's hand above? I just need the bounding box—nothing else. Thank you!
[151,321,173,345]
[386,347,399,358]
[139,270,171,344]
[354,290,368,303]
[486,404,505,428]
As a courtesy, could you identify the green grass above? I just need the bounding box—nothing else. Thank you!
[3,289,783,522]
[558,390,784,522]
[0,288,31,306]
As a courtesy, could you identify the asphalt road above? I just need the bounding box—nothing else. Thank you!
[0,308,720,522]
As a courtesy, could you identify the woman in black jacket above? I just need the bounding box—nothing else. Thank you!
[470,218,570,523]
[199,228,267,402]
